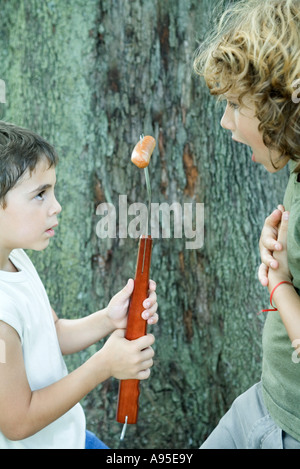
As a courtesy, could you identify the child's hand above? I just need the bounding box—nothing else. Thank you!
[258,205,284,286]
[107,279,158,330]
[267,211,292,292]
[101,329,155,380]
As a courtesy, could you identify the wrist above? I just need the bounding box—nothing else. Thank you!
[262,280,294,313]
[267,272,292,295]
[86,348,111,386]
[96,307,116,335]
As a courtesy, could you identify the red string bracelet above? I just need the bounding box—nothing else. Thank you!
[261,281,294,313]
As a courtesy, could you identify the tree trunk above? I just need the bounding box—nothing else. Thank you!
[0,0,289,448]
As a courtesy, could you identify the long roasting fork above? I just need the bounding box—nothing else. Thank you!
[116,135,154,440]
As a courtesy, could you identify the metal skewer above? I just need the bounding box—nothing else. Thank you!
[144,165,151,237]
[120,416,128,441]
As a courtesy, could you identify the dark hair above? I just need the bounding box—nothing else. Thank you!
[0,121,58,207]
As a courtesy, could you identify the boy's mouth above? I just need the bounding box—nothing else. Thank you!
[45,224,58,237]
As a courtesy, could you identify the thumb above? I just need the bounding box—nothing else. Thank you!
[121,278,134,298]
[112,328,126,339]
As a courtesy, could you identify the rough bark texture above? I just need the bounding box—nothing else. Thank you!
[0,0,289,448]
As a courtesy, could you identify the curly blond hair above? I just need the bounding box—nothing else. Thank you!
[193,0,300,171]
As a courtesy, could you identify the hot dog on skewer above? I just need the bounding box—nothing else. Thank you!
[131,135,156,168]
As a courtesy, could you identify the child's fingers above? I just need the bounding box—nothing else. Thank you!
[147,313,159,325]
[259,208,283,264]
[142,293,158,323]
[277,212,289,246]
[260,237,282,252]
[137,368,151,380]
[143,289,157,309]
[148,279,156,291]
[259,210,282,252]
[142,309,158,324]
[134,333,155,349]
[258,262,269,287]
[260,244,279,269]
[265,208,283,230]
[142,281,158,324]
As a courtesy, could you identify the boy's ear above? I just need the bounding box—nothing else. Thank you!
[0,199,7,210]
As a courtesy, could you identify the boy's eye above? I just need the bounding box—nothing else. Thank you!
[35,191,45,201]
[228,101,239,110]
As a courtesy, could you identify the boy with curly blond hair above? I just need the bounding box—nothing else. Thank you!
[194,0,300,448]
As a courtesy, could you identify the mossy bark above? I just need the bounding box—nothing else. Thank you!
[0,0,289,448]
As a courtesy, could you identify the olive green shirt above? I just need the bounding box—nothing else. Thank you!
[262,161,300,441]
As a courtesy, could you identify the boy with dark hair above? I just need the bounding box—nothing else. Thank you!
[0,121,158,449]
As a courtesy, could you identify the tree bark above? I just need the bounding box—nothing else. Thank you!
[0,0,289,448]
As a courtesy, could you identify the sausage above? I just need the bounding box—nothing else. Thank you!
[131,135,156,168]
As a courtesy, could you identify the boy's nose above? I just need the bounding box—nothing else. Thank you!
[49,197,62,216]
[220,105,235,131]
[55,198,62,215]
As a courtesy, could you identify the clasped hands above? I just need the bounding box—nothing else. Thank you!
[258,205,292,292]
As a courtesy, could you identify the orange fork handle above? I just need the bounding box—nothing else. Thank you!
[116,235,152,424]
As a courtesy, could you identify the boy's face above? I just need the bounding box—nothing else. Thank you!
[220,94,289,173]
[0,157,61,253]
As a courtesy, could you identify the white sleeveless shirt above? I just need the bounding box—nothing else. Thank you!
[0,249,86,449]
